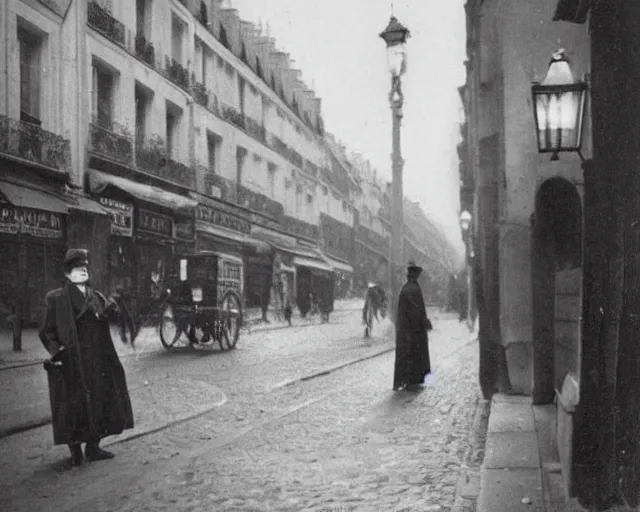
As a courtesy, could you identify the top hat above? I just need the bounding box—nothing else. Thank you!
[64,248,89,271]
[407,260,423,272]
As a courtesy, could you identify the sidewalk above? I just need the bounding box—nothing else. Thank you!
[477,394,584,512]
[0,298,363,369]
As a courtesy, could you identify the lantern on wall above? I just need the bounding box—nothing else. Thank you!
[531,49,587,161]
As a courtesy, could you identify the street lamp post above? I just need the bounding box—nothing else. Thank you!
[380,16,410,322]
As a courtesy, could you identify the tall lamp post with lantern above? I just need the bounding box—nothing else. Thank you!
[380,16,410,322]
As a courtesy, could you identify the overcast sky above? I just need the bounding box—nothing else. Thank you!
[231,0,467,256]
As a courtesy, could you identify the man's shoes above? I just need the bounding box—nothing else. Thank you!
[69,444,83,467]
[85,443,115,461]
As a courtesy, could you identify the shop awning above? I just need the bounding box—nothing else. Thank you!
[89,170,197,213]
[323,255,354,274]
[67,194,108,215]
[0,181,69,213]
[251,229,319,260]
[293,256,334,273]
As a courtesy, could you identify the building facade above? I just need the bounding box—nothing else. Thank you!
[461,0,640,508]
[0,0,459,338]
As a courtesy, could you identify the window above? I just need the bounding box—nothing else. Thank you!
[306,193,313,204]
[136,0,151,38]
[238,75,246,114]
[268,162,276,197]
[92,62,115,129]
[171,14,185,65]
[207,131,220,173]
[322,186,328,196]
[134,83,152,145]
[166,101,182,160]
[199,1,208,25]
[19,26,43,125]
[236,146,247,184]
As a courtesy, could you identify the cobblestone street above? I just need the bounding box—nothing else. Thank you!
[1,308,481,512]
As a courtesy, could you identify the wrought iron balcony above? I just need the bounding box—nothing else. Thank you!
[136,142,195,189]
[220,102,245,130]
[164,56,190,92]
[303,159,319,177]
[244,116,266,143]
[237,185,283,221]
[0,115,71,174]
[192,82,209,107]
[88,1,125,46]
[283,215,319,241]
[134,34,155,67]
[89,122,133,166]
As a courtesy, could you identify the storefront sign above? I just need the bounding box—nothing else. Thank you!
[137,209,173,238]
[99,197,134,237]
[174,218,195,241]
[196,205,251,234]
[0,205,64,238]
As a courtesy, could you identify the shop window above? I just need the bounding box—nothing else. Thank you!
[18,24,44,126]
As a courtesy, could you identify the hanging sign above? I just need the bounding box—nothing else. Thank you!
[174,218,195,241]
[99,197,134,237]
[137,209,174,238]
[0,206,64,238]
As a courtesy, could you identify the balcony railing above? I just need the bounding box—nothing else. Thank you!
[220,102,245,130]
[134,34,155,68]
[237,185,283,221]
[192,82,208,107]
[303,159,319,177]
[136,143,195,188]
[282,215,319,241]
[164,56,190,91]
[89,122,134,166]
[244,116,266,143]
[0,115,71,173]
[88,1,125,46]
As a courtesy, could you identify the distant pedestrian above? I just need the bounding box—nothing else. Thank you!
[40,249,134,468]
[393,261,433,391]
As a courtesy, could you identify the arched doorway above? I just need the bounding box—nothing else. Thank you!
[531,177,582,405]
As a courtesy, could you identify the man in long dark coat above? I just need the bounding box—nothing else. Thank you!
[393,261,433,391]
[40,249,134,467]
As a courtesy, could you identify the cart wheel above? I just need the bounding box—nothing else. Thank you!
[159,305,190,350]
[218,290,242,350]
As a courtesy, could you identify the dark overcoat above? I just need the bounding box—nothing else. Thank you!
[393,278,432,389]
[39,282,134,445]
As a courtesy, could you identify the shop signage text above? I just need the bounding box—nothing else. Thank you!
[99,197,134,237]
[137,209,173,238]
[0,205,64,238]
[175,218,195,241]
[196,205,251,234]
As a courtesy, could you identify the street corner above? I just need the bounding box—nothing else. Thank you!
[103,377,228,448]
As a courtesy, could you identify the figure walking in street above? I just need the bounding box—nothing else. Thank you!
[40,249,134,468]
[393,261,433,391]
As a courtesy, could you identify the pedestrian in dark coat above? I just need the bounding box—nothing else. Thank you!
[393,261,433,391]
[40,249,134,467]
